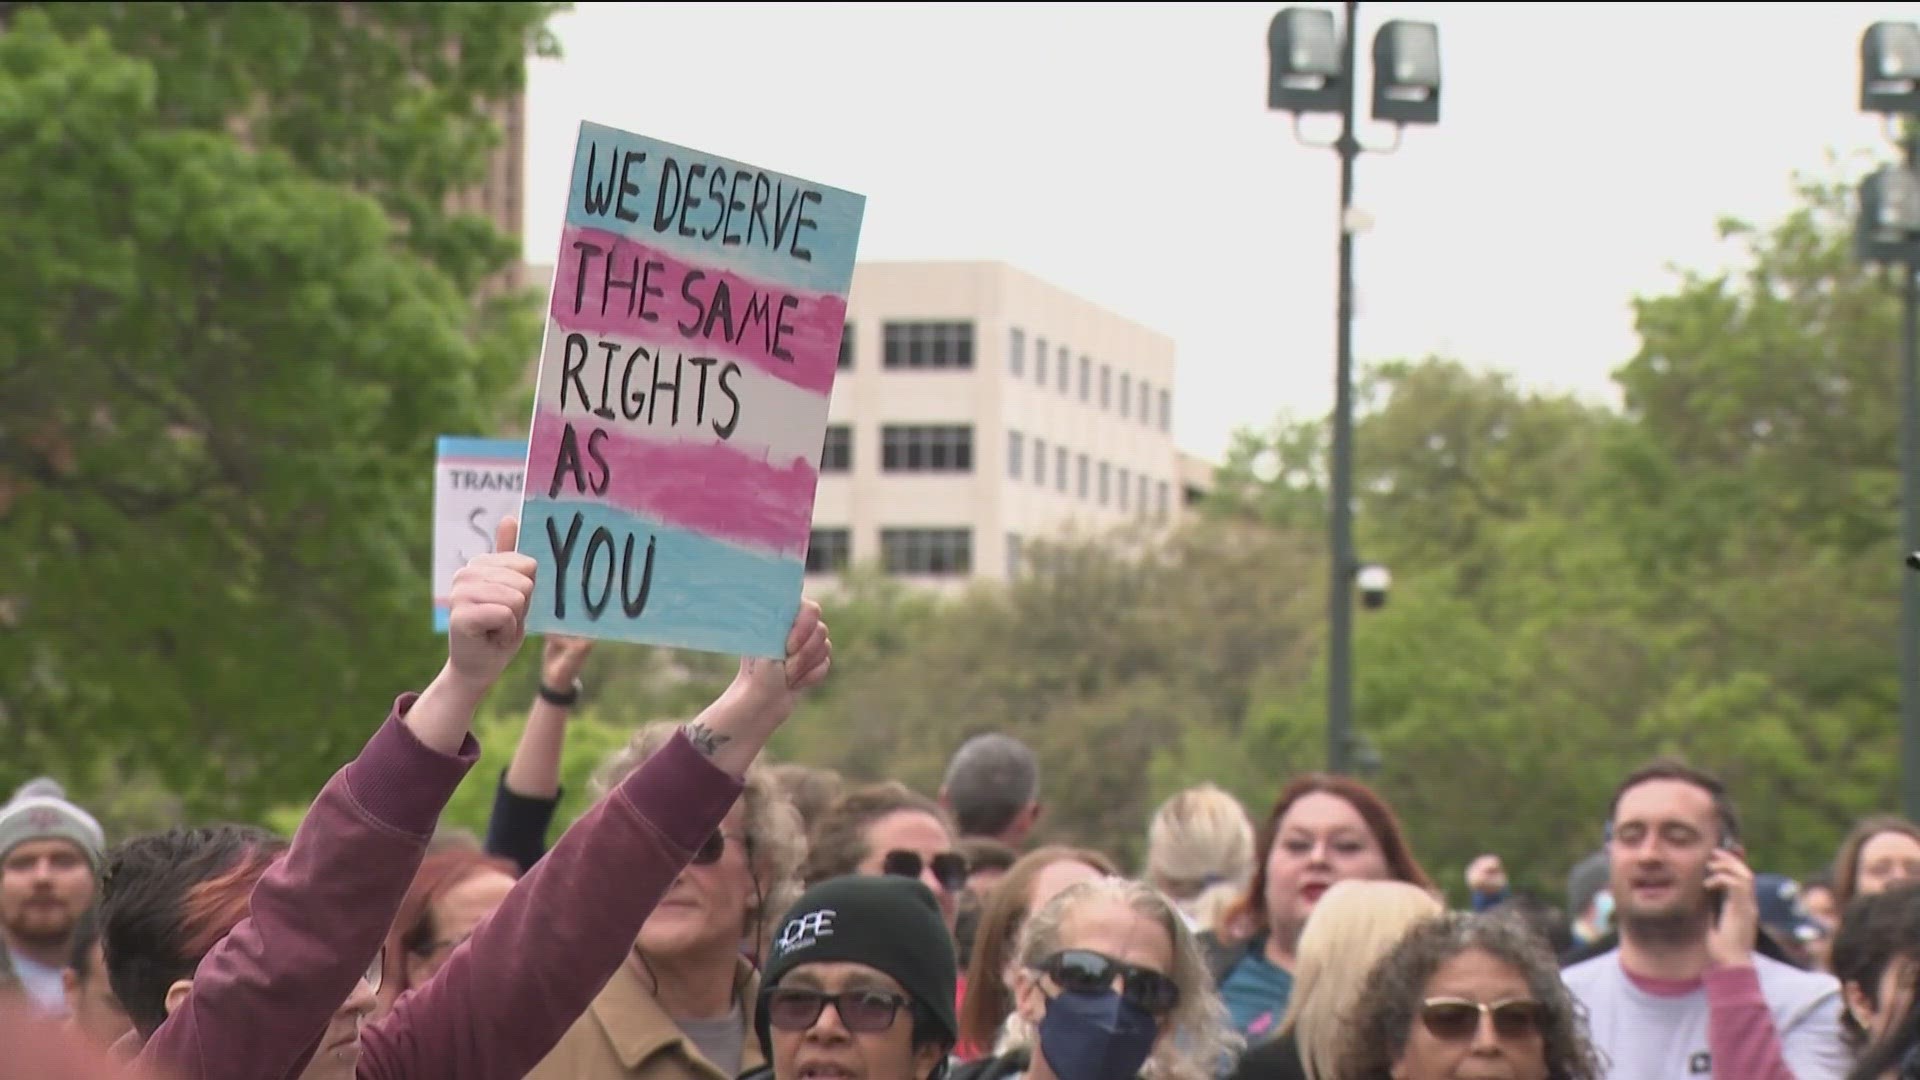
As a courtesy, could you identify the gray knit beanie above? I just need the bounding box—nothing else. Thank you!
[0,778,106,871]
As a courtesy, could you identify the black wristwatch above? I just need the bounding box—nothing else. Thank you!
[538,677,583,708]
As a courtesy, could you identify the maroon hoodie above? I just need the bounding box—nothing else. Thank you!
[124,690,743,1080]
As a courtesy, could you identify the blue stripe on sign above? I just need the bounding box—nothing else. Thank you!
[519,497,802,659]
[437,436,528,461]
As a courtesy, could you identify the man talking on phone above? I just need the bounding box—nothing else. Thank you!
[1563,762,1850,1079]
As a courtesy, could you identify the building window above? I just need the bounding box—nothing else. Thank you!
[1057,346,1070,393]
[1138,474,1150,517]
[838,323,854,369]
[1118,467,1131,511]
[1159,388,1171,432]
[806,529,851,573]
[883,425,974,472]
[1158,480,1170,519]
[1009,327,1025,378]
[1099,462,1111,506]
[1055,446,1068,493]
[1077,453,1090,499]
[883,322,975,369]
[1139,380,1152,424]
[882,528,971,574]
[820,425,852,472]
[1007,533,1023,578]
[1100,365,1111,409]
[1119,373,1131,419]
[1007,431,1024,479]
[1034,437,1047,485]
[1036,345,1048,386]
[1079,356,1090,401]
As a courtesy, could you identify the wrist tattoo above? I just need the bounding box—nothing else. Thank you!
[682,721,731,757]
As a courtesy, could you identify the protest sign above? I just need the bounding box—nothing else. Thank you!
[518,121,865,657]
[433,436,529,631]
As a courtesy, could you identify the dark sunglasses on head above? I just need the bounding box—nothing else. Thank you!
[1034,949,1181,1015]
[881,849,969,892]
[1418,997,1548,1043]
[765,987,910,1033]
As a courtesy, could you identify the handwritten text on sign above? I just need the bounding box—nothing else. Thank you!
[433,436,528,632]
[518,121,865,657]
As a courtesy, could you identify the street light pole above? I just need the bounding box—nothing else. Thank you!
[1326,0,1361,776]
[1269,3,1439,774]
[1903,128,1920,822]
[1858,20,1920,818]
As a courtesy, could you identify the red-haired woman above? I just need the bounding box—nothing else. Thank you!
[1201,774,1433,1045]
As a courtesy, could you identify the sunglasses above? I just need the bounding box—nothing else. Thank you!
[765,987,910,1033]
[881,849,969,893]
[694,830,749,866]
[1035,949,1181,1015]
[362,948,385,995]
[1418,998,1548,1043]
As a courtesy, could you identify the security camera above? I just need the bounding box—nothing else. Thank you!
[1356,563,1392,609]
[1909,551,1920,571]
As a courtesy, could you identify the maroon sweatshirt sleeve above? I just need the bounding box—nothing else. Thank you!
[1705,965,1794,1080]
[131,693,478,1080]
[359,728,744,1080]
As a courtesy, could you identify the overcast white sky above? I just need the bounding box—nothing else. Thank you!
[522,2,1918,462]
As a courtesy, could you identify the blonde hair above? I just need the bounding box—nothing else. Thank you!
[1146,784,1255,901]
[1186,880,1244,936]
[1276,880,1443,1080]
[593,721,808,952]
[1000,877,1242,1080]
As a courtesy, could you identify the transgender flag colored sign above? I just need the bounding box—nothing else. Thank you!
[517,120,865,658]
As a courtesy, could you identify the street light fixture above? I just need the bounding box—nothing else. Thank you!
[1267,2,1441,775]
[1855,19,1920,822]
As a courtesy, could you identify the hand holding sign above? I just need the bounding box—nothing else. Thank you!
[447,516,539,694]
[747,597,832,694]
[679,599,832,778]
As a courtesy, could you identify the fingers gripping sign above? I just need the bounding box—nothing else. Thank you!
[446,516,540,694]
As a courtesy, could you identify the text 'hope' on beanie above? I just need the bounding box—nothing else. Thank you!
[756,875,958,1058]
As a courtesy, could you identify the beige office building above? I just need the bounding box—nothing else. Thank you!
[805,261,1184,588]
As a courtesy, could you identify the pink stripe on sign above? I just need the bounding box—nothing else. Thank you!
[550,224,844,396]
[527,410,819,558]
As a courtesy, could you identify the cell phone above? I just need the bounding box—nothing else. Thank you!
[1708,837,1735,927]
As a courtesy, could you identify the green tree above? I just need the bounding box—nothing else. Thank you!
[0,4,560,821]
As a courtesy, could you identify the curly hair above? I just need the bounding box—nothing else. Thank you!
[593,721,808,954]
[999,877,1242,1080]
[1337,911,1606,1080]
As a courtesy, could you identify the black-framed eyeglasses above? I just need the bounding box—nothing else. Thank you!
[881,849,968,893]
[765,987,910,1033]
[1034,949,1181,1015]
[1417,997,1548,1043]
[694,830,749,866]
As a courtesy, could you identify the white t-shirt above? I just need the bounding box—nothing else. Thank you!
[1562,951,1851,1079]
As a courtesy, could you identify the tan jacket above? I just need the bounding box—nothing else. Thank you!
[526,954,765,1080]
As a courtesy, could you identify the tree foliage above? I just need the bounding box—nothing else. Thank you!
[0,3,560,818]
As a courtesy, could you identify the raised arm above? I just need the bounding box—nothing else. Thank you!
[362,601,832,1080]
[484,636,593,872]
[131,518,537,1080]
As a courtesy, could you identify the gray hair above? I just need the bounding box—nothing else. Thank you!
[942,733,1040,838]
[593,722,808,948]
[1339,910,1607,1080]
[999,877,1242,1080]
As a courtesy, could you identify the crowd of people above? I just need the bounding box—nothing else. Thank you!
[5,522,1920,1080]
